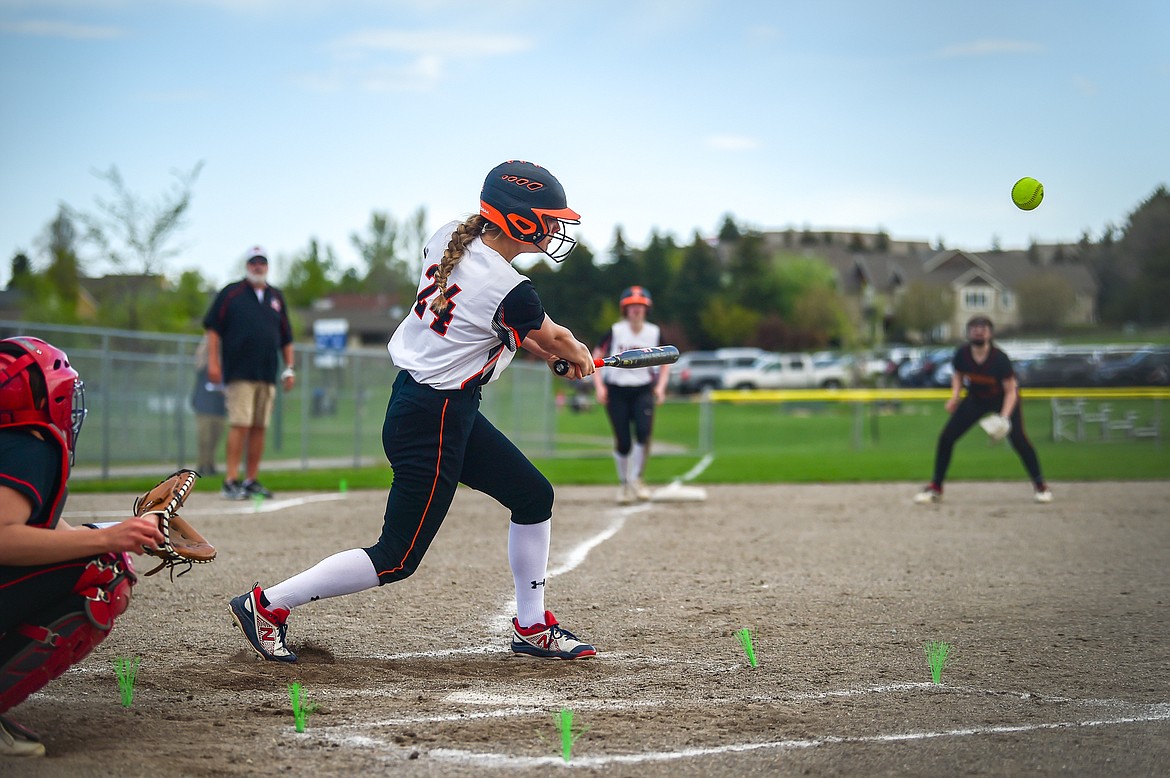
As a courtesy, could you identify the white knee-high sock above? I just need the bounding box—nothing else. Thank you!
[613,452,629,484]
[509,520,551,628]
[263,548,379,611]
[630,442,647,481]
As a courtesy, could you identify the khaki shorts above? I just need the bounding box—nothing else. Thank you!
[225,381,276,428]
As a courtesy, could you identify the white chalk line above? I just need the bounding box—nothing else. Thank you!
[63,492,348,519]
[428,707,1170,768]
[301,682,1170,767]
[676,452,713,484]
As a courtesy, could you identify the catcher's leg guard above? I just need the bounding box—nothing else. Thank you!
[0,553,136,714]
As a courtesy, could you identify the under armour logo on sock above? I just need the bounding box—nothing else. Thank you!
[530,578,546,590]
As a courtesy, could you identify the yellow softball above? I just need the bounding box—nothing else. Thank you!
[1011,177,1044,211]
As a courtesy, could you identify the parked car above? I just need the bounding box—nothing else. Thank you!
[1016,352,1097,387]
[1093,349,1170,386]
[669,347,769,394]
[720,352,849,390]
[897,347,953,387]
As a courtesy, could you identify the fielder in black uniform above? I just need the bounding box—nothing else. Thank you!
[230,161,600,663]
[915,316,1052,504]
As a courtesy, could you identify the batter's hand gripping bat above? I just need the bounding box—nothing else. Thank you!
[553,345,679,377]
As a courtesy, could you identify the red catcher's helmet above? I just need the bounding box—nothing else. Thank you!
[620,285,652,309]
[0,336,87,463]
[479,160,580,262]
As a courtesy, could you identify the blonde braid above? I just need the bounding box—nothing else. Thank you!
[429,214,488,314]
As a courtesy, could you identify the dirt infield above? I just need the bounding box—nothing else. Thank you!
[7,480,1170,776]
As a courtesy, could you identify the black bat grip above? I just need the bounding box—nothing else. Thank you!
[553,359,570,376]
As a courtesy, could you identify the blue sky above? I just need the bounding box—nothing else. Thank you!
[2,1,1167,289]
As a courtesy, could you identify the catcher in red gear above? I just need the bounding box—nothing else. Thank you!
[0,336,168,758]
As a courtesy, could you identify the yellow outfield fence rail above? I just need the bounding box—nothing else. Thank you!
[699,387,1168,451]
[707,387,1170,403]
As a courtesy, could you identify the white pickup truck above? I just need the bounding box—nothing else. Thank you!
[719,353,849,390]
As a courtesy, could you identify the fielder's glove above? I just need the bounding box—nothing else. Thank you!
[979,414,1012,442]
[133,469,216,578]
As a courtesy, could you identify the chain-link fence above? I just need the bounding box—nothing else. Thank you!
[0,321,559,479]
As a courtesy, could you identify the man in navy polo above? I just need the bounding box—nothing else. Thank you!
[203,246,296,500]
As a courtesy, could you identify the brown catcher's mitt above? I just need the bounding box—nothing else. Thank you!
[133,469,216,578]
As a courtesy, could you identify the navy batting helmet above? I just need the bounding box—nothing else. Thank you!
[480,160,580,262]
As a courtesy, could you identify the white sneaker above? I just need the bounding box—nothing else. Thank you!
[1034,488,1053,504]
[914,485,942,504]
[615,485,635,505]
[632,479,651,501]
[0,716,45,758]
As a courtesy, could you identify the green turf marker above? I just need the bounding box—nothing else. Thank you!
[554,708,587,763]
[339,479,348,494]
[253,493,264,512]
[736,627,758,667]
[288,682,319,733]
[924,641,952,684]
[113,656,141,708]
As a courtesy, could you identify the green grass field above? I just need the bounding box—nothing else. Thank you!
[71,397,1169,493]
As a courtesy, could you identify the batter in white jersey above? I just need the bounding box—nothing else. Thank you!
[230,161,600,663]
[390,220,537,390]
[593,286,671,504]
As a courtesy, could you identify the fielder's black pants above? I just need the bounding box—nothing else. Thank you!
[604,383,655,455]
[931,396,1045,487]
[364,371,553,585]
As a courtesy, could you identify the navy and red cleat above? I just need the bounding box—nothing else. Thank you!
[511,610,597,660]
[229,583,297,663]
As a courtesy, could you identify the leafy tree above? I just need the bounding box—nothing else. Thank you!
[761,255,838,318]
[638,231,674,321]
[1119,185,1170,324]
[8,253,33,290]
[698,298,759,347]
[43,206,83,319]
[70,161,203,328]
[891,281,954,342]
[716,214,741,242]
[669,233,722,347]
[348,209,418,306]
[726,231,770,308]
[283,238,339,309]
[789,286,851,349]
[6,251,54,320]
[73,162,202,276]
[600,227,639,298]
[1016,273,1077,331]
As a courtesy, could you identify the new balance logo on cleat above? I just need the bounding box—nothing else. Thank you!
[229,583,297,663]
[511,610,596,660]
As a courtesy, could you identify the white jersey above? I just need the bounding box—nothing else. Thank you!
[599,320,661,387]
[388,221,535,390]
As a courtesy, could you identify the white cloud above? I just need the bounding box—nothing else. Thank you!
[328,28,531,58]
[706,134,761,151]
[934,39,1044,58]
[1072,75,1098,97]
[0,19,123,38]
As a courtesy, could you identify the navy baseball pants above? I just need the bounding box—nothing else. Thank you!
[931,395,1044,487]
[364,371,553,584]
[603,383,655,455]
